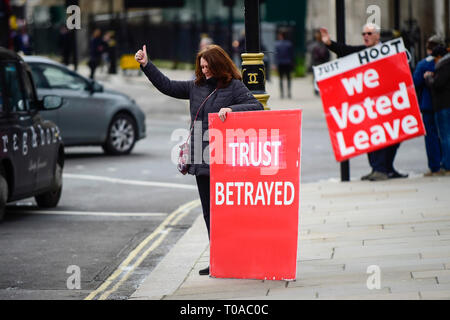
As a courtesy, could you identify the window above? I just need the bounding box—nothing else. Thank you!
[30,65,50,89]
[3,63,26,112]
[38,64,87,91]
[21,68,37,110]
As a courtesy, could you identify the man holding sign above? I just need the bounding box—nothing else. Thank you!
[319,23,409,181]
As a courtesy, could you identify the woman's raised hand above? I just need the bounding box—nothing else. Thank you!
[135,45,148,67]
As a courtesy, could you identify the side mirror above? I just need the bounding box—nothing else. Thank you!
[42,95,63,110]
[88,80,103,93]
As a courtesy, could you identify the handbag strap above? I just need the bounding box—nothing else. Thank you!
[185,88,217,143]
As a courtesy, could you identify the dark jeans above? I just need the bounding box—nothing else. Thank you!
[196,175,210,239]
[435,108,450,170]
[368,144,400,174]
[89,58,100,79]
[277,64,292,98]
[422,111,442,172]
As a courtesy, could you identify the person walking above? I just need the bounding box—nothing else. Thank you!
[320,23,408,182]
[425,45,450,176]
[413,35,445,176]
[13,25,32,55]
[58,25,73,66]
[135,44,263,276]
[104,31,117,74]
[88,29,106,79]
[275,31,294,99]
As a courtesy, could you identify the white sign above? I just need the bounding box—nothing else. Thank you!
[313,38,407,82]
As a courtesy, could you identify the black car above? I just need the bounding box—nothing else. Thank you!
[0,47,64,221]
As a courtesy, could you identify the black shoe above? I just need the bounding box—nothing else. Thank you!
[388,171,409,179]
[199,266,209,276]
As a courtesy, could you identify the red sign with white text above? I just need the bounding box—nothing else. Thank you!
[316,51,425,162]
[208,110,302,281]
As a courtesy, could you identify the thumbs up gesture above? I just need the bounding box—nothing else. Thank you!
[135,45,148,67]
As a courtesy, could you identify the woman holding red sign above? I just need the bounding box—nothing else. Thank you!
[135,44,263,276]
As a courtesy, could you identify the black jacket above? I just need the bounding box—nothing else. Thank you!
[141,61,264,176]
[326,40,366,57]
[426,53,450,112]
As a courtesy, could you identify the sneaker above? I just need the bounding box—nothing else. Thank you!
[388,170,409,179]
[368,171,389,181]
[361,171,375,181]
[199,266,210,276]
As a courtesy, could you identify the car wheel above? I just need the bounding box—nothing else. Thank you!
[103,113,137,155]
[0,167,8,222]
[35,163,62,208]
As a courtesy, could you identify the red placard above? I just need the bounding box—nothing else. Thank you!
[317,51,425,162]
[208,109,302,281]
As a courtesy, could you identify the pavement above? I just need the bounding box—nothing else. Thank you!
[130,176,450,300]
[88,64,450,300]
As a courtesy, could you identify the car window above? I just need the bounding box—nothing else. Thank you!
[29,64,51,89]
[21,68,37,110]
[39,64,87,91]
[3,63,27,112]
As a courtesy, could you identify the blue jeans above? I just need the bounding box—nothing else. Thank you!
[435,108,450,170]
[422,112,442,172]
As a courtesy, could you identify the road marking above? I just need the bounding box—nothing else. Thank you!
[64,173,197,190]
[84,199,201,300]
[18,210,167,217]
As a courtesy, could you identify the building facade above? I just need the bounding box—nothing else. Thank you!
[9,1,450,71]
[306,0,449,60]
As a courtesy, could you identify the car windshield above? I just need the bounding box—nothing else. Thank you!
[30,63,87,91]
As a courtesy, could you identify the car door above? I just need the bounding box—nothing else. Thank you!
[1,62,38,197]
[20,66,60,192]
[30,63,105,145]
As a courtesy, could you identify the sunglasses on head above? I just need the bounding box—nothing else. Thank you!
[362,32,373,36]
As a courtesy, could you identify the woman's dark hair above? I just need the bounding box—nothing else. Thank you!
[195,45,242,88]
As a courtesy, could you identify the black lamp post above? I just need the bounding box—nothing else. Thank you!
[242,0,269,108]
[223,0,235,58]
[65,0,79,71]
[336,0,349,182]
